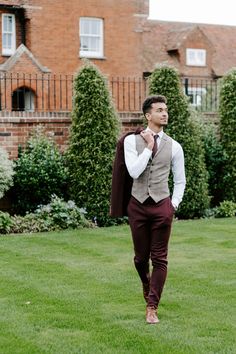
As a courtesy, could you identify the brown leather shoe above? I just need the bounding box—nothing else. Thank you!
[142,282,150,303]
[146,306,160,324]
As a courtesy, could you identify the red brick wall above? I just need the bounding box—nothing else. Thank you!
[1,0,148,77]
[0,112,72,159]
[0,111,218,160]
[0,112,144,159]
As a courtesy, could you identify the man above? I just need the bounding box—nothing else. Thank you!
[124,95,186,324]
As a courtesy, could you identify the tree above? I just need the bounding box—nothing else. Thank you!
[148,65,209,218]
[219,69,236,202]
[67,60,120,226]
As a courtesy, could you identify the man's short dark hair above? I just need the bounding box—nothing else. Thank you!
[142,95,167,116]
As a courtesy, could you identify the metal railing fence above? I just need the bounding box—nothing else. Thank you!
[0,72,221,113]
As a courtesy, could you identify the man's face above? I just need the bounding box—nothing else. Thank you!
[146,102,168,127]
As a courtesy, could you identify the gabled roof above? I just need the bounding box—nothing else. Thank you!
[166,25,212,52]
[0,44,51,73]
[142,20,236,77]
[200,24,236,76]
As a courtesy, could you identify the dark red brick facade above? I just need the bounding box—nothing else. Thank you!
[0,0,233,159]
[0,0,149,77]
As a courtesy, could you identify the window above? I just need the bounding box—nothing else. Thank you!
[2,14,16,56]
[186,49,206,66]
[12,87,35,112]
[186,87,206,106]
[80,17,104,58]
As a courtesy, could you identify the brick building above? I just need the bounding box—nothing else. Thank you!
[0,0,236,158]
[141,19,236,78]
[0,0,149,76]
[0,0,149,157]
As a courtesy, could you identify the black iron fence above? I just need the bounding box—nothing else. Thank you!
[0,72,221,113]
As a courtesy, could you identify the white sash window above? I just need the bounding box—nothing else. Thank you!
[2,14,16,56]
[80,17,104,58]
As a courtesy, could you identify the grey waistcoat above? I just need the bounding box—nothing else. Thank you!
[132,133,172,203]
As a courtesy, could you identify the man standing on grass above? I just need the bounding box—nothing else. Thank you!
[122,95,186,324]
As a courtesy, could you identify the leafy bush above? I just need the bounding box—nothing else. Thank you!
[67,60,120,226]
[200,121,226,206]
[34,195,92,230]
[0,211,13,234]
[215,201,236,218]
[219,69,236,202]
[12,126,69,215]
[10,213,51,234]
[202,208,217,219]
[148,65,210,218]
[0,146,14,199]
[4,196,93,234]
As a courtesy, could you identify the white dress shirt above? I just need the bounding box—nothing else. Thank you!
[124,128,186,209]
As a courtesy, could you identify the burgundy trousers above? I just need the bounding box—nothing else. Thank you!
[127,196,175,309]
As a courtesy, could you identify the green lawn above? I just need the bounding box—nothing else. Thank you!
[0,218,235,354]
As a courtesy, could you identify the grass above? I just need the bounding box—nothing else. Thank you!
[0,217,235,354]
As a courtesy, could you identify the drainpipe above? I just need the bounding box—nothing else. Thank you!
[184,78,189,96]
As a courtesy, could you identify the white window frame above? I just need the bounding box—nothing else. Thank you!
[80,17,104,58]
[186,48,206,67]
[2,13,16,56]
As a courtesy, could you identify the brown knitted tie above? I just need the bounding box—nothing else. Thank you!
[152,135,158,158]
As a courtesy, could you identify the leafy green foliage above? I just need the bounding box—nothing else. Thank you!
[215,200,236,218]
[67,60,120,226]
[34,195,92,230]
[148,65,209,218]
[0,146,14,199]
[0,211,13,233]
[0,195,93,234]
[219,69,236,202]
[201,122,226,206]
[12,127,68,215]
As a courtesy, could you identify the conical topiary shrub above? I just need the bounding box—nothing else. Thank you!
[219,69,236,202]
[67,60,120,226]
[148,65,209,218]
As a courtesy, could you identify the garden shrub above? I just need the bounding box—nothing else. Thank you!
[201,122,225,206]
[34,195,92,230]
[12,126,69,215]
[67,60,120,226]
[0,146,14,199]
[5,195,93,234]
[219,69,236,202]
[10,213,51,234]
[0,211,13,234]
[215,200,236,218]
[148,65,210,218]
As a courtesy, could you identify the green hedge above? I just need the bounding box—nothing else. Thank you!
[67,60,120,226]
[219,69,236,202]
[148,65,210,218]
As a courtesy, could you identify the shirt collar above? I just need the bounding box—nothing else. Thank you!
[146,128,164,139]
